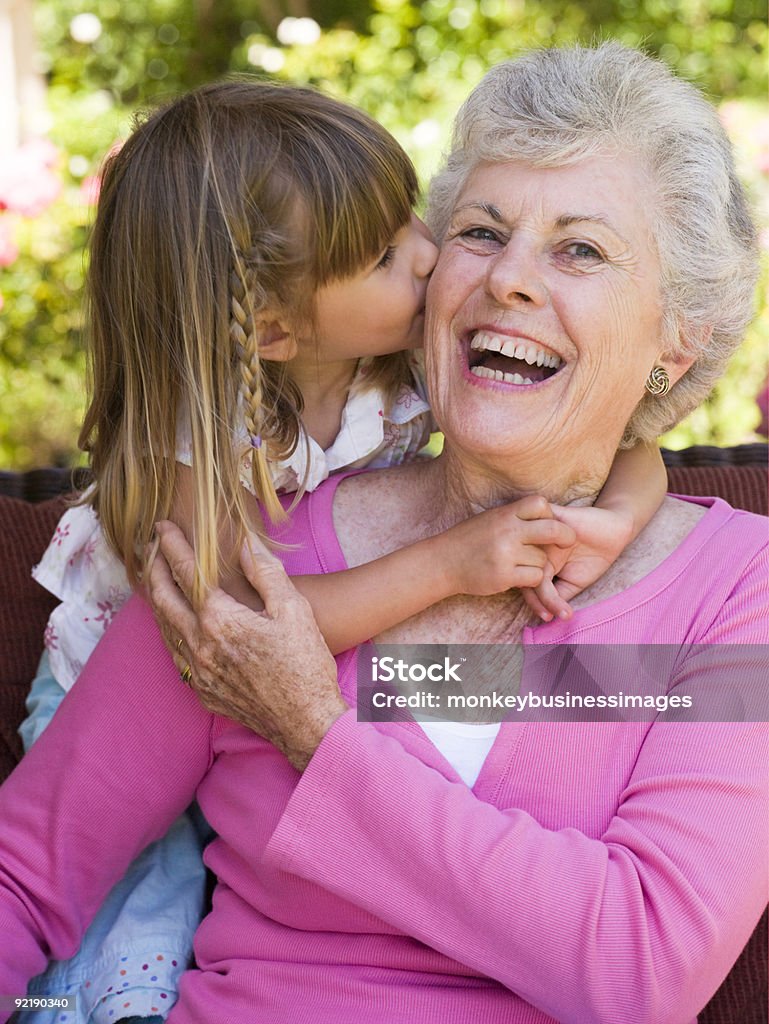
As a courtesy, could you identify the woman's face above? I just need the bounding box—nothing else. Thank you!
[425,155,673,480]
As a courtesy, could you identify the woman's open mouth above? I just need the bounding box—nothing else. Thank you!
[466,330,563,386]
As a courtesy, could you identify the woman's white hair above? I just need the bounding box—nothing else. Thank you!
[427,42,759,443]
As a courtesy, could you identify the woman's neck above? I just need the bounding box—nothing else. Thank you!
[419,445,610,527]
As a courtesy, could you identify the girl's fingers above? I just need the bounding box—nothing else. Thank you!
[522,560,572,622]
[521,587,554,622]
[554,577,585,603]
[534,574,573,620]
[524,519,577,549]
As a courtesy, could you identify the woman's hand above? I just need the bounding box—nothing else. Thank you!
[146,520,348,771]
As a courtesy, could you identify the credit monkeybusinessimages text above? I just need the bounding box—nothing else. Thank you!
[370,689,694,713]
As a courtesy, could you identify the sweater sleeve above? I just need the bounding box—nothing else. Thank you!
[0,595,214,1011]
[264,548,769,1024]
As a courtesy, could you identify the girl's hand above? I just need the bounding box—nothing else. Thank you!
[438,495,577,598]
[522,504,635,621]
[147,520,348,771]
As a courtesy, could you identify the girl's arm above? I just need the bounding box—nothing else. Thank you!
[596,440,667,528]
[524,442,667,619]
[170,465,574,655]
[294,495,575,653]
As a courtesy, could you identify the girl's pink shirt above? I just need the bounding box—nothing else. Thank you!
[0,481,767,1024]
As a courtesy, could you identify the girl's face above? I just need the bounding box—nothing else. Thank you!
[308,214,438,364]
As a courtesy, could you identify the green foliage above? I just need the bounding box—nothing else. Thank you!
[0,0,766,468]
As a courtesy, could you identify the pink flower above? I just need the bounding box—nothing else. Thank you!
[69,535,99,569]
[0,139,62,217]
[92,600,116,628]
[52,523,71,546]
[383,423,401,446]
[89,587,128,630]
[0,219,18,267]
[44,623,59,651]
[79,174,101,206]
[394,384,416,410]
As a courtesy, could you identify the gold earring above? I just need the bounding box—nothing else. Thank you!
[645,366,670,397]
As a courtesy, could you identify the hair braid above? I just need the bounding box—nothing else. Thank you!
[227,262,283,523]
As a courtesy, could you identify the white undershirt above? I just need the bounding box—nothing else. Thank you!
[419,720,501,788]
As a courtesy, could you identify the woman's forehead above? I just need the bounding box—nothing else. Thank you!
[452,156,654,232]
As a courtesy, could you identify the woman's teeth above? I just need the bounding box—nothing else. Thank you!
[468,330,562,385]
[470,331,561,367]
[471,365,537,385]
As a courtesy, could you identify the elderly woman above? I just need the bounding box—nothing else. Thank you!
[1,43,766,1024]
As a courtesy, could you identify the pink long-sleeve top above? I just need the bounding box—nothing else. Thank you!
[0,481,767,1024]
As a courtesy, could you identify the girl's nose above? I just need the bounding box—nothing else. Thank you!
[412,214,439,278]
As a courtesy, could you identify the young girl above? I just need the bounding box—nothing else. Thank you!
[22,81,666,1022]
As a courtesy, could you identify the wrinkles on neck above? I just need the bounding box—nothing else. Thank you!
[422,444,607,530]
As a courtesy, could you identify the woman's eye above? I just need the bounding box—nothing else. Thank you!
[461,227,501,244]
[563,241,602,261]
[375,245,396,270]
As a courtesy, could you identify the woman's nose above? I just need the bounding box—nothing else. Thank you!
[412,214,439,278]
[485,240,547,307]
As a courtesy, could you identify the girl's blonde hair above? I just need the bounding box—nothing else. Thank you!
[80,80,418,603]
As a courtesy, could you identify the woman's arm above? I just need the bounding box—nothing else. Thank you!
[150,523,769,1024]
[265,712,767,1024]
[0,598,212,1005]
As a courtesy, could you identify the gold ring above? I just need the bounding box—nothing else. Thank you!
[180,663,193,685]
[176,637,184,654]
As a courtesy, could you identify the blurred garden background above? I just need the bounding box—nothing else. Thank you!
[0,0,767,470]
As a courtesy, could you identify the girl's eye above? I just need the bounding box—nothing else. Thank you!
[375,245,396,270]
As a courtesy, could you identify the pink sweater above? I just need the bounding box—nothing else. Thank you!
[0,483,767,1024]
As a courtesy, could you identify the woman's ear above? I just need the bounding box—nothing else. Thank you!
[659,323,711,387]
[256,316,298,362]
[659,350,696,388]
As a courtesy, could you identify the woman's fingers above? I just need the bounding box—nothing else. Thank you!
[147,541,198,650]
[154,520,203,604]
[512,495,553,521]
[240,532,305,619]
